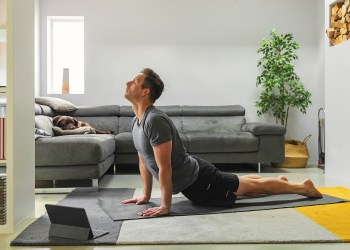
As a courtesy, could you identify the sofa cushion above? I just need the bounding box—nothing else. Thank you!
[71,116,119,135]
[178,133,189,151]
[182,105,245,116]
[118,116,182,134]
[52,126,96,136]
[35,97,78,112]
[68,105,119,117]
[182,116,246,133]
[120,106,134,117]
[157,105,183,116]
[35,103,56,116]
[35,115,54,136]
[169,117,183,133]
[115,132,136,153]
[35,134,115,166]
[35,128,53,140]
[186,132,259,153]
[119,117,133,133]
[35,103,42,115]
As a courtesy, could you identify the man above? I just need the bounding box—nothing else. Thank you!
[122,68,322,217]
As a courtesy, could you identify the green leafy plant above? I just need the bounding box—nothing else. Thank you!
[256,29,311,130]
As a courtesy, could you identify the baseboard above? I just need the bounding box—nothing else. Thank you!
[35,187,75,194]
[306,162,318,167]
[14,211,35,233]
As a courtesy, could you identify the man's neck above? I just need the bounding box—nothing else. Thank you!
[133,102,153,122]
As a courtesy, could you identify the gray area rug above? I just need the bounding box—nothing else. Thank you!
[10,188,348,245]
[99,193,348,221]
[11,188,135,246]
[117,208,342,244]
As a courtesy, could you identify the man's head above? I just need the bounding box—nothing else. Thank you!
[140,68,164,103]
[124,68,164,104]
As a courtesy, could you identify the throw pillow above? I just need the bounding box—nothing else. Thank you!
[35,128,53,140]
[52,126,96,136]
[35,97,78,112]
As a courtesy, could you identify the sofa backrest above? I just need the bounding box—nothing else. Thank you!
[182,116,245,133]
[35,103,246,135]
[118,106,184,133]
[118,106,134,133]
[35,115,54,136]
[68,106,120,134]
[118,105,246,133]
[35,103,120,135]
[180,106,246,133]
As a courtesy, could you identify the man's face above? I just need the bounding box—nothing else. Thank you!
[124,74,146,103]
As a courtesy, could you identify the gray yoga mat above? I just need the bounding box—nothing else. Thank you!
[99,193,349,221]
[11,188,135,246]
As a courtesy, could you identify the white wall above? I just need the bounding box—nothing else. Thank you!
[35,0,40,97]
[39,0,324,163]
[12,0,36,229]
[324,0,350,183]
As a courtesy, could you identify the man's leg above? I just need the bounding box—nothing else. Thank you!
[236,177,322,198]
[241,174,288,182]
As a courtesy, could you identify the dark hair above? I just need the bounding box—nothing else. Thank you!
[141,68,164,103]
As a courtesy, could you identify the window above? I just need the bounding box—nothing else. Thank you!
[47,16,84,94]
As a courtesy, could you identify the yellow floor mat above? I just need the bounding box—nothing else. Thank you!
[295,187,350,242]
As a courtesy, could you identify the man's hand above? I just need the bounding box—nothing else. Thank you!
[138,206,170,217]
[121,197,149,205]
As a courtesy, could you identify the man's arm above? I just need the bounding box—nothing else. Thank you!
[139,152,153,202]
[138,141,172,217]
[121,153,153,205]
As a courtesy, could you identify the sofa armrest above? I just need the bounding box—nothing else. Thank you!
[241,123,286,136]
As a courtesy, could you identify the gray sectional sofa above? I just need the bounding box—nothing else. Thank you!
[35,103,286,185]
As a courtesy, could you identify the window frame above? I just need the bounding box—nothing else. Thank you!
[47,16,84,94]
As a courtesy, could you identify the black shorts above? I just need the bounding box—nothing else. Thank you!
[181,156,239,207]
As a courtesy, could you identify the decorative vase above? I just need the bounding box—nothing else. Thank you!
[62,68,69,94]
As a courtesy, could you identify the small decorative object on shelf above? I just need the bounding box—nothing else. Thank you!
[0,174,6,225]
[326,0,350,46]
[62,68,69,94]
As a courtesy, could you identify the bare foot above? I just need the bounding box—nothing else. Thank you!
[278,175,288,182]
[303,178,323,198]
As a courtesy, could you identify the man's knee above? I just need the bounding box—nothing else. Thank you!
[236,177,260,196]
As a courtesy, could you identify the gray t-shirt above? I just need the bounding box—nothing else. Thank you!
[132,106,199,194]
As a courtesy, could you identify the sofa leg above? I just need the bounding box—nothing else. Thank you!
[258,162,261,173]
[113,164,117,175]
[92,179,98,188]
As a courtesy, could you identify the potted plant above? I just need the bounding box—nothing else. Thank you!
[256,29,312,167]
